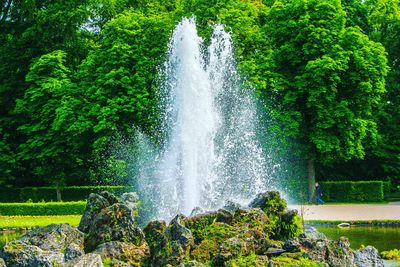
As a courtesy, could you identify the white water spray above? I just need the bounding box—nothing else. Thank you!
[139,18,274,222]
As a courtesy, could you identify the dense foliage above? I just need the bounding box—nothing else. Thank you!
[0,186,135,202]
[0,0,398,198]
[320,181,384,202]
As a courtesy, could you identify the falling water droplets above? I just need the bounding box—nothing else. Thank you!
[139,18,276,222]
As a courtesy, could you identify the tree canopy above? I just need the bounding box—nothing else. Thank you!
[0,0,398,197]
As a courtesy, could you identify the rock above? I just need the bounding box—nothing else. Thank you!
[93,241,149,266]
[304,226,327,240]
[354,246,384,267]
[283,238,302,252]
[248,191,287,215]
[222,200,241,214]
[266,247,286,256]
[0,224,84,266]
[184,209,233,237]
[1,241,63,267]
[144,220,167,264]
[232,208,270,233]
[121,192,140,216]
[298,236,355,267]
[149,214,194,266]
[17,223,83,254]
[79,192,116,233]
[65,253,104,267]
[220,229,270,259]
[190,207,205,217]
[215,209,233,224]
[0,258,6,267]
[80,192,146,252]
[64,242,84,261]
[178,260,206,267]
[277,209,302,240]
[167,214,194,254]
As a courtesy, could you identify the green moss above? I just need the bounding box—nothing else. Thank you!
[271,256,324,267]
[233,209,270,234]
[381,249,400,260]
[5,242,26,253]
[185,214,217,243]
[228,252,260,267]
[275,211,303,240]
[102,257,112,267]
[191,239,219,262]
[190,222,238,262]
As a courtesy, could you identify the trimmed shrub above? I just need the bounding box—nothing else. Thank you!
[320,181,384,202]
[0,186,135,203]
[383,181,391,195]
[0,201,86,216]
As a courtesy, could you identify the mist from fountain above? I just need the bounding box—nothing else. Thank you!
[138,18,276,222]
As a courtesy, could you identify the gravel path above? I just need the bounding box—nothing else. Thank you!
[289,202,400,221]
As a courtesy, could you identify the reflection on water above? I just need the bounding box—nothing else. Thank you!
[384,260,400,267]
[0,231,25,249]
[315,225,400,252]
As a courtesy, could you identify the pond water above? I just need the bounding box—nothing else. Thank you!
[315,225,400,252]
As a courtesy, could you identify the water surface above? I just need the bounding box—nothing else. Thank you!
[315,225,400,251]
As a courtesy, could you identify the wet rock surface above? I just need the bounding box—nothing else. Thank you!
[79,191,119,233]
[65,253,104,267]
[77,190,145,252]
[0,224,84,266]
[84,202,145,252]
[0,191,384,267]
[354,246,384,267]
[93,241,149,266]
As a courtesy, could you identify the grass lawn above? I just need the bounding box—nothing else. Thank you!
[0,215,82,229]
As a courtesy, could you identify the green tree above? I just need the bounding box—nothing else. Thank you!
[0,0,93,186]
[14,50,86,196]
[68,10,175,183]
[367,0,400,185]
[324,0,400,186]
[264,0,389,200]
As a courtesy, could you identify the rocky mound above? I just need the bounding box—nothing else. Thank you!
[0,191,384,267]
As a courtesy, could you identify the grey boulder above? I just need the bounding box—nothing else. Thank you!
[0,224,84,266]
[354,246,384,267]
[66,253,104,267]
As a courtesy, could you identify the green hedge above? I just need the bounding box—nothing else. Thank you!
[320,181,384,202]
[0,201,86,216]
[0,186,135,203]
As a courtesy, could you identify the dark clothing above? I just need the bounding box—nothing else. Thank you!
[315,184,324,205]
[316,184,322,195]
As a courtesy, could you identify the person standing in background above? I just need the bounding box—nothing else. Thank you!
[316,182,324,205]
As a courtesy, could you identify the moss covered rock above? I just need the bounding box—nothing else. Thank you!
[93,241,149,266]
[145,214,194,266]
[84,202,146,252]
[0,224,84,266]
[79,191,120,233]
[190,222,238,262]
[248,191,287,215]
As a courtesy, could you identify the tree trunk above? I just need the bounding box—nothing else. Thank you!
[56,183,62,202]
[308,159,316,203]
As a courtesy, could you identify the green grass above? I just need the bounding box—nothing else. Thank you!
[0,215,82,229]
[0,201,86,216]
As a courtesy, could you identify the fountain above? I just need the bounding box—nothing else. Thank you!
[138,18,275,222]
